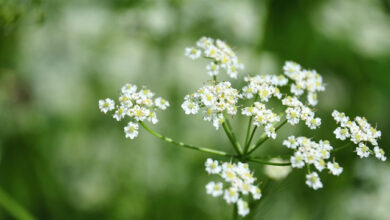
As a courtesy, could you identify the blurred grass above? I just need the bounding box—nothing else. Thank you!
[0,0,390,219]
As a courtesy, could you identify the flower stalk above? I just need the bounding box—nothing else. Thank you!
[140,121,233,157]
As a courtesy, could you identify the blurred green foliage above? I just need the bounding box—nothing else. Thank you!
[0,0,389,219]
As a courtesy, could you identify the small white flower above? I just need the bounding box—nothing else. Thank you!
[212,114,225,130]
[181,100,199,114]
[185,47,201,59]
[374,146,387,161]
[300,106,314,121]
[206,62,220,76]
[283,136,299,149]
[242,86,255,99]
[227,65,238,79]
[305,172,323,190]
[139,89,154,99]
[147,111,159,124]
[291,83,304,96]
[155,97,170,110]
[307,92,318,106]
[356,143,370,158]
[314,159,326,172]
[205,181,223,197]
[241,106,255,116]
[223,187,239,204]
[221,168,236,182]
[265,124,277,139]
[283,61,301,78]
[124,122,138,139]
[205,158,221,174]
[237,199,250,217]
[238,182,251,195]
[250,185,262,200]
[291,152,305,168]
[306,117,321,130]
[334,127,350,140]
[332,110,349,124]
[132,106,150,121]
[121,84,137,94]
[286,107,300,125]
[99,98,115,114]
[113,107,126,121]
[327,162,343,176]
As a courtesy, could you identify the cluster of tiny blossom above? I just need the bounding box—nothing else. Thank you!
[184,37,244,78]
[332,110,386,161]
[99,83,169,139]
[283,136,343,190]
[241,75,288,101]
[205,159,261,217]
[282,96,322,129]
[242,102,280,139]
[283,61,325,106]
[182,82,239,129]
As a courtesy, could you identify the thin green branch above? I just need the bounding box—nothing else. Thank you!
[244,116,253,149]
[139,121,233,157]
[247,119,288,154]
[332,142,353,152]
[244,125,257,154]
[222,122,242,155]
[233,203,238,220]
[247,157,291,166]
[223,113,242,153]
[244,95,259,151]
[0,186,36,220]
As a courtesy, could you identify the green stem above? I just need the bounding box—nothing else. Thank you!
[244,95,259,151]
[233,203,238,220]
[244,125,257,154]
[247,157,291,166]
[222,122,242,155]
[306,164,311,173]
[223,113,242,153]
[332,142,353,152]
[139,121,233,157]
[244,116,253,149]
[247,119,288,154]
[0,186,36,220]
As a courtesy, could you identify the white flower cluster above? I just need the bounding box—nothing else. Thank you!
[283,61,325,106]
[98,83,169,139]
[282,96,322,129]
[184,37,244,78]
[283,136,343,190]
[240,75,290,139]
[242,102,280,139]
[332,110,386,161]
[242,75,288,100]
[205,158,261,217]
[182,82,239,129]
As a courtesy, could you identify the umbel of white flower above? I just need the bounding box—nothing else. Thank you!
[99,36,387,219]
[181,82,240,129]
[98,83,169,139]
[283,136,343,190]
[332,110,386,161]
[185,37,244,78]
[205,159,261,217]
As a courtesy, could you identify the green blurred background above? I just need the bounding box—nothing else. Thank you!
[1,0,390,219]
